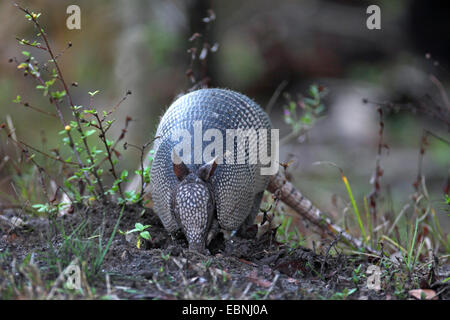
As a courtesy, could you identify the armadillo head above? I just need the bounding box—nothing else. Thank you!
[172,153,218,253]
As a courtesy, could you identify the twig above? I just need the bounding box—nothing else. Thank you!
[124,137,159,202]
[367,107,387,246]
[363,96,450,128]
[15,37,47,51]
[266,80,288,115]
[101,91,132,122]
[0,126,78,166]
[429,74,450,111]
[186,8,216,89]
[387,203,410,236]
[262,274,279,299]
[16,101,57,118]
[320,232,342,276]
[52,41,73,63]
[94,113,124,199]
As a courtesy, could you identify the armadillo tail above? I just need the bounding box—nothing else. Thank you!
[267,172,379,255]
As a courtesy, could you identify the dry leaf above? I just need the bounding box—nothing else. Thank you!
[239,258,258,267]
[409,289,437,300]
[247,269,272,288]
[248,277,272,288]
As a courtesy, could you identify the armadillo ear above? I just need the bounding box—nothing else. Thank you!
[172,150,189,181]
[198,156,218,181]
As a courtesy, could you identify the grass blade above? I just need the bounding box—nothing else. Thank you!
[342,174,367,243]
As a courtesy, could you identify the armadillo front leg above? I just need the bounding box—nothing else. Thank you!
[237,191,264,238]
[206,218,219,246]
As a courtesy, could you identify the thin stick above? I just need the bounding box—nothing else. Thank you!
[321,232,342,276]
[94,113,124,199]
[101,91,132,122]
[16,101,57,118]
[266,80,288,115]
[429,74,450,111]
[125,136,159,202]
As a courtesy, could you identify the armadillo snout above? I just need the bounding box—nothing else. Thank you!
[174,183,213,251]
[188,240,207,253]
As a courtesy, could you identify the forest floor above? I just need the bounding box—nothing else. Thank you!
[0,203,448,300]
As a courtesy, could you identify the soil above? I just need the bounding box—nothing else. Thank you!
[0,204,448,300]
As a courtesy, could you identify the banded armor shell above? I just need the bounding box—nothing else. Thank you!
[150,88,272,234]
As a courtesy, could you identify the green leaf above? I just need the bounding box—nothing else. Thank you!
[300,114,312,124]
[140,231,151,240]
[288,101,296,112]
[309,85,319,99]
[22,252,32,266]
[50,90,66,100]
[347,288,357,296]
[45,79,56,87]
[84,129,96,137]
[88,90,100,97]
[12,95,21,103]
[17,62,28,70]
[303,97,316,107]
[22,51,30,57]
[135,223,144,231]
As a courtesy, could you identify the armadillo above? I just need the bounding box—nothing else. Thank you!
[138,88,378,254]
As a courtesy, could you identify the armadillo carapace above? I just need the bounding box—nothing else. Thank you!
[150,88,274,252]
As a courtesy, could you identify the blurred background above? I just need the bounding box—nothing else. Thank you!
[0,0,448,231]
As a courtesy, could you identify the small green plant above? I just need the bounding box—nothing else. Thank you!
[120,223,151,249]
[123,145,156,205]
[329,288,357,300]
[161,252,170,261]
[202,259,212,269]
[352,264,365,284]
[281,84,327,144]
[393,274,408,299]
[276,214,305,249]
[43,205,124,280]
[250,290,267,300]
[31,200,73,216]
